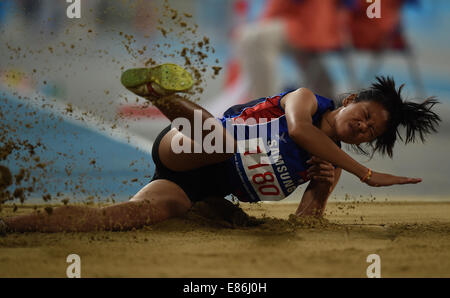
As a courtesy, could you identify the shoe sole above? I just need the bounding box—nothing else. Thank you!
[120,64,194,93]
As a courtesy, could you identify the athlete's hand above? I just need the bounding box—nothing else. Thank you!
[306,156,335,185]
[363,171,422,187]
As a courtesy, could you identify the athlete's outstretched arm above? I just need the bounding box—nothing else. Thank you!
[281,88,421,187]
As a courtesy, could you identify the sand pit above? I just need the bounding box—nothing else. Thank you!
[1,200,449,278]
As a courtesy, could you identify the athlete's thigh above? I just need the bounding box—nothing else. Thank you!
[158,127,234,172]
[130,179,192,217]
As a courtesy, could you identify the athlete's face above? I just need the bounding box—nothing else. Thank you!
[334,97,390,145]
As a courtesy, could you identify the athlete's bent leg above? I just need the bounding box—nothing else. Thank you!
[157,127,235,172]
[121,64,228,141]
[121,64,237,172]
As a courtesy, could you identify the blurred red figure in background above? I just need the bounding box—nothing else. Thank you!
[349,0,414,50]
[236,0,349,100]
[263,0,346,51]
[348,0,424,95]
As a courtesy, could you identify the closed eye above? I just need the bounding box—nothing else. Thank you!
[365,109,375,137]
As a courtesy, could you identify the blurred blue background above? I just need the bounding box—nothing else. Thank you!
[0,0,449,203]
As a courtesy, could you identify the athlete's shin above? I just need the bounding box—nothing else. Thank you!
[4,206,104,232]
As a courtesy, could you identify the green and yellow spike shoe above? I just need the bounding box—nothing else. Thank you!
[121,63,194,99]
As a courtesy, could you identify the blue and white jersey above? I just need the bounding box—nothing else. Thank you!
[219,90,340,202]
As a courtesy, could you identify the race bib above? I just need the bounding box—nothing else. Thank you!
[237,138,284,201]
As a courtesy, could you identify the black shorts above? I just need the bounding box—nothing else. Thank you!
[150,125,234,202]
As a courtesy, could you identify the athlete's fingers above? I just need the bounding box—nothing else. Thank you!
[312,175,334,180]
[307,170,334,179]
[308,163,334,170]
[320,164,334,171]
[307,165,319,172]
[317,170,333,177]
[307,156,325,164]
[311,176,334,184]
[388,176,422,186]
[397,177,422,184]
[307,158,333,170]
[366,173,422,187]
[307,156,321,164]
[307,164,334,173]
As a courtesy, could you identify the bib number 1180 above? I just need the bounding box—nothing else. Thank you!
[244,147,280,196]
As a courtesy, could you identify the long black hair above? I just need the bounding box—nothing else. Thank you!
[345,76,441,158]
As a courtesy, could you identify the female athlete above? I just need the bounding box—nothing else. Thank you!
[0,64,441,233]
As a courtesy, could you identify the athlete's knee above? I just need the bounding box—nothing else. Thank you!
[130,181,192,217]
[163,195,192,217]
